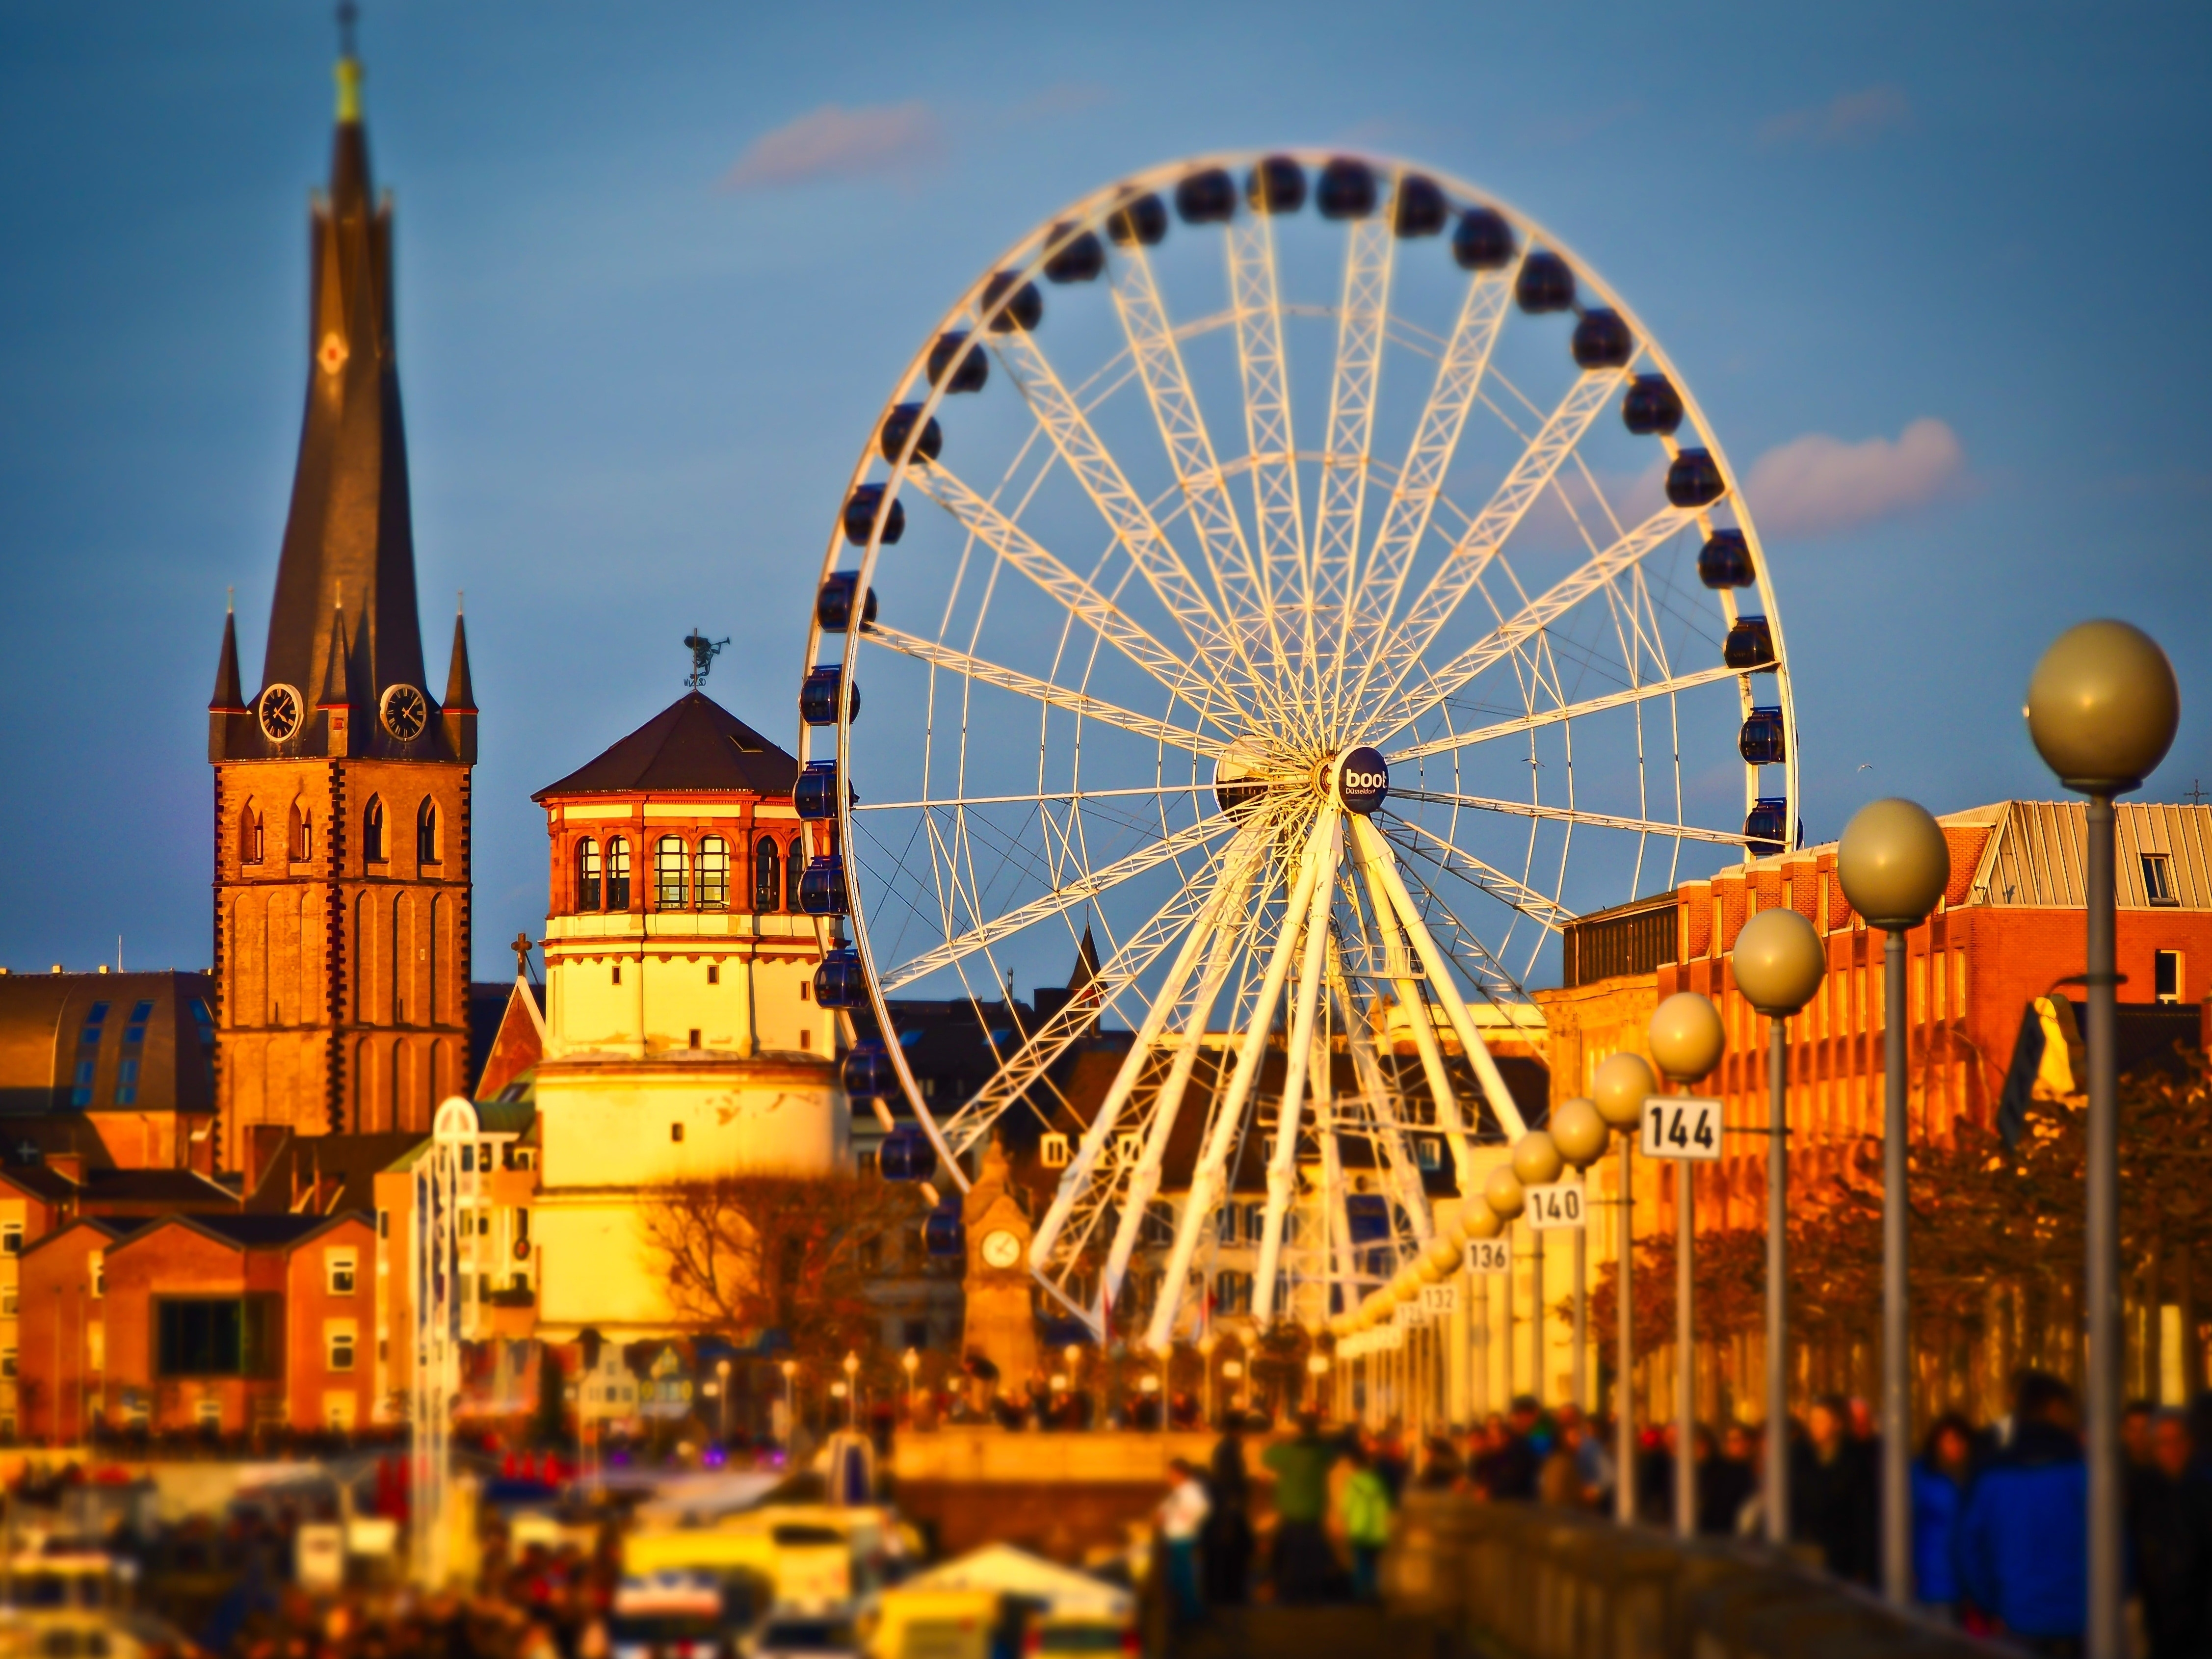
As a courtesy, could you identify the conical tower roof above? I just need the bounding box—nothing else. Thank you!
[257,41,427,744]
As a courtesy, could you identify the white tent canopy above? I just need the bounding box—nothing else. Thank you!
[902,1544,1133,1619]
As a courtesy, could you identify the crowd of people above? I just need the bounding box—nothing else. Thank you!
[1151,1377,2212,1658]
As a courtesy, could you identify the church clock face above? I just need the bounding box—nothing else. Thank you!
[380,683,429,741]
[980,1229,1023,1270]
[257,684,303,743]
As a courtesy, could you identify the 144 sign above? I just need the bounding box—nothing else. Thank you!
[1641,1096,1723,1161]
[1525,1180,1585,1230]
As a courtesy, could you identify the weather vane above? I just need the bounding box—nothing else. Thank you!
[684,629,730,689]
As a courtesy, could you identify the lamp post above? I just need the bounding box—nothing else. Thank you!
[1649,993,1725,1542]
[1838,797,1950,1600]
[1729,908,1828,1552]
[780,1358,798,1452]
[2027,620,2180,1659]
[902,1347,921,1422]
[1065,1343,1084,1427]
[1592,1052,1659,1525]
[1550,1098,1611,1419]
[1307,1350,1331,1421]
[842,1351,861,1430]
[715,1357,732,1446]
[1198,1332,1219,1427]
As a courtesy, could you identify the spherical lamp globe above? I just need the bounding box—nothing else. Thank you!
[1731,908,1827,1018]
[1425,1234,1461,1278]
[1392,1266,1422,1304]
[1591,1052,1657,1130]
[1549,1097,1609,1169]
[1838,799,1950,931]
[1484,1163,1526,1220]
[1460,1198,1502,1240]
[1418,1244,1451,1284]
[1648,992,1725,1084]
[2026,620,2180,795]
[1510,1130,1565,1188]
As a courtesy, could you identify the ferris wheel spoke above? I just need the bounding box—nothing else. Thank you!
[989,330,1268,718]
[864,621,1230,761]
[939,840,1250,1164]
[1108,247,1283,685]
[1349,812,1530,1141]
[876,810,1236,994]
[1381,812,1576,933]
[905,464,1237,735]
[1144,810,1334,1351]
[854,783,1207,813]
[1354,367,1633,727]
[1310,211,1397,718]
[1373,501,1697,741]
[1385,662,1742,765]
[1252,807,1342,1323]
[1330,266,1517,731]
[1326,936,1431,1254]
[1348,842,1483,1189]
[1225,215,1311,719]
[1394,787,1751,848]
[1028,829,1268,1269]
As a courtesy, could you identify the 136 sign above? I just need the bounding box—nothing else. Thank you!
[1466,1240,1512,1275]
[1641,1096,1722,1161]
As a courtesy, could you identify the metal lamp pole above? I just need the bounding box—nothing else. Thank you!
[1593,1053,1662,1524]
[2027,620,2179,1659]
[1731,908,1829,1552]
[1548,1098,1611,1423]
[1649,994,1726,1542]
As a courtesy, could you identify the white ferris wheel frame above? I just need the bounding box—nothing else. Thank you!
[796,150,1798,1345]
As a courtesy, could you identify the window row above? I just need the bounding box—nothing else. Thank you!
[574,834,807,914]
[236,798,441,866]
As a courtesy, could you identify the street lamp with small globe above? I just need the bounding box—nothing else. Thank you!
[1591,1049,1659,1524]
[1647,992,1726,1540]
[2026,620,2180,1659]
[1730,905,1828,1551]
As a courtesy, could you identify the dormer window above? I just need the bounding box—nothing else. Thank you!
[577,839,602,911]
[2143,853,2178,906]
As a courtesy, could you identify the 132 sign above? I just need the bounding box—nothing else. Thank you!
[1641,1096,1723,1161]
[1525,1180,1585,1230]
[1466,1239,1513,1275]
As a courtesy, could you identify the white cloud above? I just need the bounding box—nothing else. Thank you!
[1743,418,1966,537]
[1758,84,1912,148]
[721,102,946,191]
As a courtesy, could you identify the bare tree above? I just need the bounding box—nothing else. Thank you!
[640,1173,925,1364]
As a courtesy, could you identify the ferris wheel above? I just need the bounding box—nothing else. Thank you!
[795,152,1797,1347]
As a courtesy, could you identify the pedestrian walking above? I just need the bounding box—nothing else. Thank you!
[2126,1410,2212,1659]
[1157,1457,1212,1625]
[1341,1444,1394,1604]
[1911,1413,1975,1617]
[1262,1412,1342,1604]
[1203,1424,1255,1605]
[1957,1371,2087,1656]
[1793,1395,1876,1582]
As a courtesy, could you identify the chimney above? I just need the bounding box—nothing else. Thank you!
[243,1125,292,1199]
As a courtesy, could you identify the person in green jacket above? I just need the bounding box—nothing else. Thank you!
[1341,1443,1395,1603]
[1262,1413,1342,1603]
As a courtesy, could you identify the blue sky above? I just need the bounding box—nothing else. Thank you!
[2,2,2208,982]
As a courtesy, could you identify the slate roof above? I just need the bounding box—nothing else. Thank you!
[531,692,798,800]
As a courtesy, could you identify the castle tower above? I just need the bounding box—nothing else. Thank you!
[208,39,474,1162]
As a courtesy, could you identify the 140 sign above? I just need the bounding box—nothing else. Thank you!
[1641,1096,1723,1161]
[1525,1180,1584,1230]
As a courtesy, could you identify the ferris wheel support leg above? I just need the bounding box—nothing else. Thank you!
[1325,939,1433,1250]
[1350,815,1530,1142]
[1144,814,1333,1353]
[1352,850,1482,1186]
[1029,834,1261,1276]
[1254,810,1343,1324]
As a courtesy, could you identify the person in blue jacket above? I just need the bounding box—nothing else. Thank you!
[1911,1411,1977,1616]
[1958,1371,2087,1654]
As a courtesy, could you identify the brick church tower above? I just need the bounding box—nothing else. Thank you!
[207,38,474,1162]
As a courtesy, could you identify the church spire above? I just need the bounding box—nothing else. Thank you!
[246,12,428,758]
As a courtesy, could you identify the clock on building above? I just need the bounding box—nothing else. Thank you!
[961,1139,1039,1392]
[980,1228,1022,1270]
[380,683,429,740]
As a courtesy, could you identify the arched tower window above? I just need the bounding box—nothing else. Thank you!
[654,837,688,910]
[239,805,263,866]
[577,838,601,912]
[416,799,439,865]
[786,837,805,913]
[697,836,729,910]
[606,838,632,908]
[754,837,781,913]
[363,798,386,863]
[288,802,311,862]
